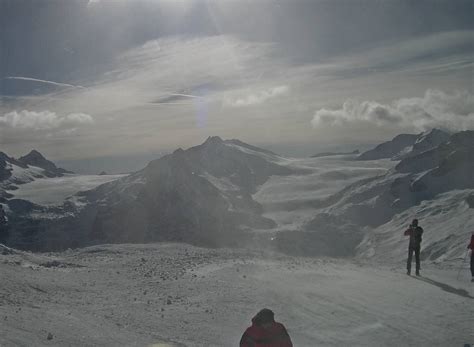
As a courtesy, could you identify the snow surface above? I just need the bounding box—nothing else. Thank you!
[2,163,46,187]
[0,243,472,347]
[358,189,474,262]
[7,174,125,206]
[253,155,393,231]
[2,139,473,346]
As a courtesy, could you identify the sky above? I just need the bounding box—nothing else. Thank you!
[0,0,473,172]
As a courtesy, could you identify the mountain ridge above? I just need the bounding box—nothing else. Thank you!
[19,150,73,176]
[282,130,474,260]
[3,137,296,250]
[357,129,450,161]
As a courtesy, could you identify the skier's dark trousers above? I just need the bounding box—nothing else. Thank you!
[468,234,474,281]
[404,219,424,276]
[0,205,7,244]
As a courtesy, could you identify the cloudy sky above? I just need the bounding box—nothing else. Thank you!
[0,0,473,171]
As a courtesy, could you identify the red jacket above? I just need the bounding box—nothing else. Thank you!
[468,235,474,250]
[240,321,293,347]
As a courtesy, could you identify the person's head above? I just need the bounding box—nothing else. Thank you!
[252,308,275,327]
[411,219,418,227]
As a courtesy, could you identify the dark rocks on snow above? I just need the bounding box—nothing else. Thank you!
[19,150,73,176]
[358,134,418,160]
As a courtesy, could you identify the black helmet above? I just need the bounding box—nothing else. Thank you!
[252,308,275,325]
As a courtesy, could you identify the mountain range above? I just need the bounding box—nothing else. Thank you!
[278,130,474,260]
[1,130,473,263]
[0,150,72,201]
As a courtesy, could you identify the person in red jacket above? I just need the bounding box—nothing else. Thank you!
[468,233,474,282]
[240,308,293,347]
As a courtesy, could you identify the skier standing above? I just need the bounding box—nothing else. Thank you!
[468,233,474,282]
[240,308,293,347]
[404,219,424,276]
[0,205,8,244]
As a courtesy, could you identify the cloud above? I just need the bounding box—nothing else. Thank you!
[87,0,101,7]
[311,89,474,132]
[223,85,290,107]
[34,35,280,115]
[2,31,472,159]
[4,76,86,90]
[0,110,94,130]
[9,32,471,117]
[327,30,474,78]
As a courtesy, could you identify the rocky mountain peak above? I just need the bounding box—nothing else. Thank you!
[203,136,224,146]
[357,133,419,160]
[18,150,72,176]
[448,130,474,147]
[414,128,450,146]
[20,150,45,161]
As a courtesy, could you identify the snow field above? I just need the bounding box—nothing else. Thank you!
[1,243,471,347]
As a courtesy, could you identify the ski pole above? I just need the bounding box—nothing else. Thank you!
[456,250,469,281]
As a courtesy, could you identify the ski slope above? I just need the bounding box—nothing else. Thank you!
[1,243,471,347]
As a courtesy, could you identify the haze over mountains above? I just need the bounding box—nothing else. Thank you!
[74,136,297,248]
[290,130,474,260]
[1,129,473,264]
[2,2,472,345]
[1,128,473,346]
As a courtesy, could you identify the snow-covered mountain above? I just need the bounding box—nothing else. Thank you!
[393,128,451,160]
[79,137,298,246]
[1,138,471,345]
[0,150,123,250]
[357,133,419,160]
[4,137,299,250]
[18,150,73,176]
[3,132,473,264]
[0,150,73,200]
[284,130,474,261]
[357,129,450,161]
